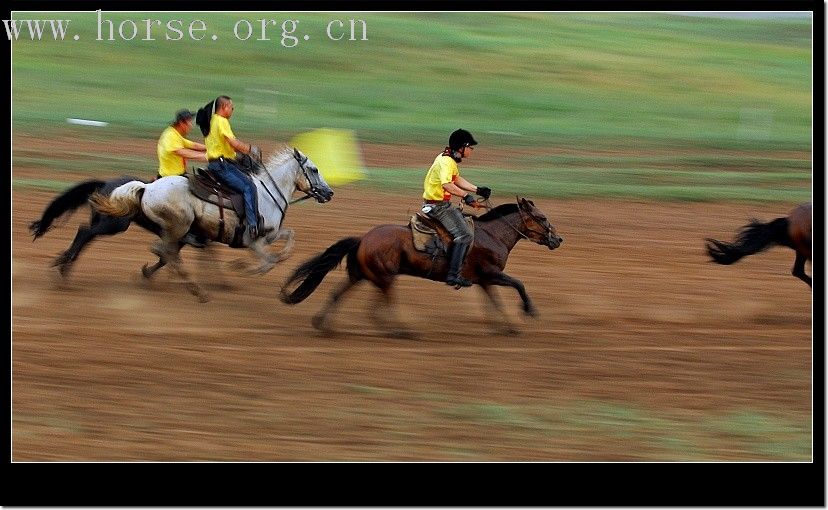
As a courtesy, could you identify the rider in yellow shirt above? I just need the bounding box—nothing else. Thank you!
[196,95,263,239]
[156,109,207,179]
[421,129,491,288]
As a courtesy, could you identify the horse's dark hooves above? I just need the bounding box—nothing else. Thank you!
[312,314,333,333]
[55,261,73,278]
[498,325,521,336]
[523,306,539,319]
[391,329,419,340]
[141,264,154,279]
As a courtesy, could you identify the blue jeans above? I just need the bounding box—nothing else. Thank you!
[208,159,258,226]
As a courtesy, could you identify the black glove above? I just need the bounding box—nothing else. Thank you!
[463,194,476,206]
[476,186,491,199]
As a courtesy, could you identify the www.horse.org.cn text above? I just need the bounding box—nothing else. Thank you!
[3,11,369,47]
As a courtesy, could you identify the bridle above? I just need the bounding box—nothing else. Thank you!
[291,151,326,203]
[250,151,326,230]
[478,198,555,243]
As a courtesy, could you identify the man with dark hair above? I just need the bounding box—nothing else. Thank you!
[156,109,207,180]
[196,95,263,240]
[421,129,491,288]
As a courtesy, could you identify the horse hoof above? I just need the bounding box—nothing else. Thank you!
[141,264,153,279]
[499,325,520,336]
[311,314,329,331]
[524,306,538,319]
[391,329,418,340]
[57,264,72,278]
[197,293,210,303]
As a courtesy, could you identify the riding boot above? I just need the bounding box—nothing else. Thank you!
[446,241,472,288]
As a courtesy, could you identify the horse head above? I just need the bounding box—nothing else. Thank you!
[292,148,334,203]
[516,196,563,250]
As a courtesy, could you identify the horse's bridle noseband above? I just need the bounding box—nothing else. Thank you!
[293,151,325,202]
[517,207,554,240]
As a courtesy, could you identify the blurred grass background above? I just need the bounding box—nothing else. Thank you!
[12,12,812,201]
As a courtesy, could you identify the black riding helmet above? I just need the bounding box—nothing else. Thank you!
[449,129,478,150]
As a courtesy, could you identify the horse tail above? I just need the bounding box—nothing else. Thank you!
[89,181,146,218]
[280,237,362,304]
[706,217,790,265]
[28,179,106,239]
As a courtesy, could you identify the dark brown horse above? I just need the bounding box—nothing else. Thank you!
[706,202,812,287]
[279,197,563,337]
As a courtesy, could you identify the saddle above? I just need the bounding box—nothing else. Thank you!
[409,212,475,257]
[187,168,247,219]
[187,167,249,247]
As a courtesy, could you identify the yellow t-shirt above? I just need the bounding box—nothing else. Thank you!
[205,114,237,160]
[422,154,459,201]
[157,126,197,177]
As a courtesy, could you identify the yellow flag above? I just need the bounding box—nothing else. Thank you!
[289,128,365,186]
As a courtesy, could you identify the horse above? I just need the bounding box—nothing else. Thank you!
[279,197,563,338]
[705,202,812,288]
[90,147,334,302]
[28,176,210,278]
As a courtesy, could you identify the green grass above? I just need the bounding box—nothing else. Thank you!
[11,12,811,149]
[361,166,811,202]
[432,398,811,460]
[12,151,811,201]
[11,12,812,202]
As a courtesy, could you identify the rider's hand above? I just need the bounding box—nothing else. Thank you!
[249,145,263,164]
[476,186,492,200]
[463,194,476,206]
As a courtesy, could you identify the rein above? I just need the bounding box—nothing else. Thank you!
[251,152,319,230]
[476,199,546,241]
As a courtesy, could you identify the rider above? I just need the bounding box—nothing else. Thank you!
[421,129,491,288]
[156,109,207,180]
[196,95,264,240]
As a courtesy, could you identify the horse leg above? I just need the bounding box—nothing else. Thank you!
[485,271,538,318]
[264,227,295,262]
[141,239,168,279]
[792,251,812,288]
[161,235,209,303]
[371,282,417,340]
[311,277,361,335]
[53,215,130,277]
[199,243,233,291]
[479,283,520,336]
[244,228,295,275]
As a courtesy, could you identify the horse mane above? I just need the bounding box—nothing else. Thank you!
[263,146,297,170]
[475,203,520,222]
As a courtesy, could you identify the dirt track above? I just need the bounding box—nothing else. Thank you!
[12,171,812,460]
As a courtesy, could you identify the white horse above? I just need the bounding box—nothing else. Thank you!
[91,147,334,301]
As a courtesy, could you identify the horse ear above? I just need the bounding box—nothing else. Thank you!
[517,196,527,209]
[293,147,301,158]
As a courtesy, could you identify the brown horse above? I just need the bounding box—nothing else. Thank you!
[706,202,812,287]
[279,197,563,338]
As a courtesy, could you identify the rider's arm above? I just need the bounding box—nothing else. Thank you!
[442,181,472,198]
[189,141,206,151]
[225,135,252,154]
[454,176,478,193]
[174,148,208,162]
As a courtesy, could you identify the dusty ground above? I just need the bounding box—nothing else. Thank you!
[12,152,813,461]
